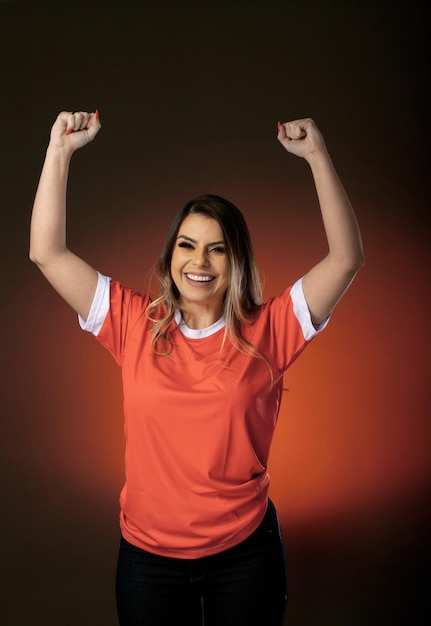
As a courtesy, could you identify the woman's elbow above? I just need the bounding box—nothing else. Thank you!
[29,245,46,268]
[352,250,365,272]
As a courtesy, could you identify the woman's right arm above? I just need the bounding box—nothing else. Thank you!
[29,111,102,320]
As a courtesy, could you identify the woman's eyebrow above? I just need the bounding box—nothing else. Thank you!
[177,234,197,243]
[177,234,225,246]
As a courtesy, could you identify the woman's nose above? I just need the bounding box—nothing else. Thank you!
[192,248,209,266]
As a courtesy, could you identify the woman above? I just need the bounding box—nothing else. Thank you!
[30,111,364,626]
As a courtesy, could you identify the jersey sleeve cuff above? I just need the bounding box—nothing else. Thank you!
[78,272,111,336]
[291,277,330,341]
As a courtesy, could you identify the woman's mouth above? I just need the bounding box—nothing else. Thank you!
[185,273,215,285]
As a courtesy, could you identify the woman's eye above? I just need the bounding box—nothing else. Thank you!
[178,242,194,250]
[211,247,225,254]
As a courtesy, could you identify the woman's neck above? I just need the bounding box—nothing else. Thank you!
[178,304,224,330]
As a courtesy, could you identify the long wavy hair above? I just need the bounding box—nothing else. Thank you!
[146,194,269,370]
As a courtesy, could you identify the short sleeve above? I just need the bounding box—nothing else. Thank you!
[78,272,111,336]
[251,277,330,376]
[92,279,151,367]
[290,277,330,340]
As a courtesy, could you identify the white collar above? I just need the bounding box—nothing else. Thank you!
[174,309,226,339]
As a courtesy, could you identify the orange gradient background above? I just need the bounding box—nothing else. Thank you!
[1,3,429,625]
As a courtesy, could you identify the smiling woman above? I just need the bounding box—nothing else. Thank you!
[29,112,363,626]
[171,214,229,328]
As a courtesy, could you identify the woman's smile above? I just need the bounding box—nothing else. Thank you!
[185,272,215,285]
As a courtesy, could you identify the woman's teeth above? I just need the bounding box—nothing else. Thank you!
[186,274,213,282]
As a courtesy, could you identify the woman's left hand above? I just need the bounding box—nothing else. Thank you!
[277,118,328,161]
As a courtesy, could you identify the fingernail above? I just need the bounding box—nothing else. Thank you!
[277,121,282,132]
[95,109,99,120]
[66,129,73,135]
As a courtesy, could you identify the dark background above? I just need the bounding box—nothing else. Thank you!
[1,1,430,624]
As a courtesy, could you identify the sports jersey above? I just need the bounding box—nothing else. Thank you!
[80,272,328,559]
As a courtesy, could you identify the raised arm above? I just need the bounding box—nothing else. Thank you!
[277,118,364,326]
[29,111,102,320]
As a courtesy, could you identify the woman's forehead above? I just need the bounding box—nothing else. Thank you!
[177,214,224,241]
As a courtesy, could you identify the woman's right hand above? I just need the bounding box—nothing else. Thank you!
[49,110,101,153]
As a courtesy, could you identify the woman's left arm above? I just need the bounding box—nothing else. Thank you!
[278,118,365,326]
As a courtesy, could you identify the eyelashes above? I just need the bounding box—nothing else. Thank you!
[177,242,225,254]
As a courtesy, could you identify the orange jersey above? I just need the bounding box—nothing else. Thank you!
[80,274,328,558]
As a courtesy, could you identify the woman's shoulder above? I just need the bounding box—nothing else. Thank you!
[109,277,152,306]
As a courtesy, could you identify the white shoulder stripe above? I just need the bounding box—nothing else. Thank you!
[78,272,111,336]
[291,277,330,341]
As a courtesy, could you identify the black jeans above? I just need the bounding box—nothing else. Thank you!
[116,500,288,626]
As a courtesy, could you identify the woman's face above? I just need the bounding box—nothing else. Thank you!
[170,214,229,318]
